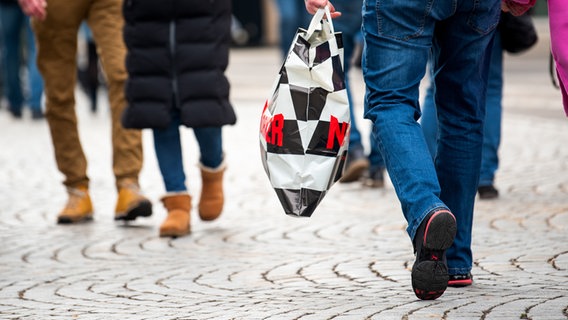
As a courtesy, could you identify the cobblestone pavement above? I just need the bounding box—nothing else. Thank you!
[1,19,567,320]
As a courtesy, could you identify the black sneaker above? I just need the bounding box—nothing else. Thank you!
[412,209,457,300]
[478,185,499,199]
[339,146,369,183]
[448,273,473,287]
[362,166,385,188]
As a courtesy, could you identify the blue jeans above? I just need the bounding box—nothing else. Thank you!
[274,0,311,58]
[153,111,223,193]
[422,32,503,187]
[362,0,500,275]
[0,4,43,113]
[334,0,385,169]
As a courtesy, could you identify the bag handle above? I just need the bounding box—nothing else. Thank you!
[304,5,335,40]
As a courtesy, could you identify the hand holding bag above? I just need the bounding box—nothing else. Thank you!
[259,6,350,217]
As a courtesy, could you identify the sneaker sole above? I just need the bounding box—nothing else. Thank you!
[412,210,457,300]
[448,278,473,287]
[115,200,153,221]
[339,159,369,183]
[159,227,191,238]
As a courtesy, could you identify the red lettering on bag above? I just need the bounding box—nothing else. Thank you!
[260,101,285,147]
[327,116,349,149]
[268,114,284,146]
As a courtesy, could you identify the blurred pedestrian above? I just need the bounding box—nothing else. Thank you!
[273,0,311,59]
[422,31,504,201]
[77,23,100,114]
[18,0,152,224]
[0,0,43,119]
[331,0,386,188]
[121,0,236,237]
[306,0,500,300]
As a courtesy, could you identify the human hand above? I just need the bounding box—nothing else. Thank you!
[501,0,535,16]
[18,0,47,20]
[304,0,341,18]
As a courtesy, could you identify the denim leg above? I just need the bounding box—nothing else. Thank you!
[0,5,24,112]
[431,3,500,275]
[479,33,503,187]
[25,16,43,112]
[368,131,384,168]
[347,82,363,148]
[362,0,446,241]
[193,127,223,168]
[153,113,187,193]
[420,77,438,159]
[363,0,499,275]
[274,0,311,58]
[333,0,363,150]
[424,33,503,187]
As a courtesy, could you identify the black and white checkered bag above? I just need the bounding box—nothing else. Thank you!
[260,6,350,217]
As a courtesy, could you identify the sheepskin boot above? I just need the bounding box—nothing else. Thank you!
[198,161,226,221]
[159,193,191,237]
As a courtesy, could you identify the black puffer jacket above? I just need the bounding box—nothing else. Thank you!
[122,0,236,129]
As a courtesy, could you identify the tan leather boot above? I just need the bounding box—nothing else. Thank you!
[198,161,225,221]
[159,193,191,237]
[115,180,152,221]
[57,186,93,224]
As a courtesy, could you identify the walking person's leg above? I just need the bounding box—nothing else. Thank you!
[274,0,311,58]
[362,0,455,300]
[420,78,438,159]
[194,127,225,221]
[88,0,152,221]
[32,0,92,223]
[478,33,503,199]
[431,0,500,284]
[334,0,369,183]
[1,5,25,118]
[153,112,191,238]
[25,16,44,119]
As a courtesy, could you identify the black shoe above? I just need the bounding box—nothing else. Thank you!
[8,107,22,119]
[362,166,385,188]
[412,209,457,300]
[339,146,369,183]
[478,185,499,199]
[31,109,44,120]
[448,273,473,287]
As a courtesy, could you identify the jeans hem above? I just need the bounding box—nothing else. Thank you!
[448,267,472,276]
[478,180,494,187]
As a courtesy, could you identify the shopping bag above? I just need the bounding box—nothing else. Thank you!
[259,6,350,217]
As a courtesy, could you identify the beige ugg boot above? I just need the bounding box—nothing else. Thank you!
[159,193,191,237]
[198,161,226,221]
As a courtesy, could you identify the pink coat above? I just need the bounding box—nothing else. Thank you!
[548,0,568,116]
[504,0,568,115]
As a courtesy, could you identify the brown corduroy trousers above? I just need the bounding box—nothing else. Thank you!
[32,0,143,190]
